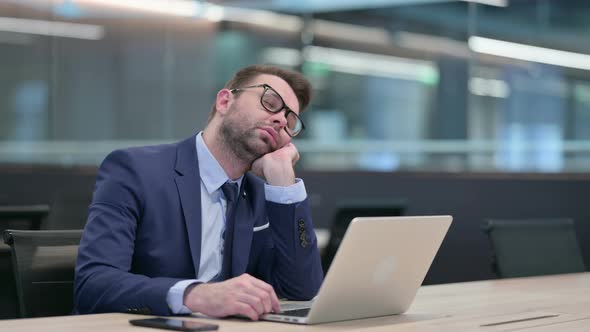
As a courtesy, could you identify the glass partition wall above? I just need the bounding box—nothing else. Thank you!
[1,0,589,172]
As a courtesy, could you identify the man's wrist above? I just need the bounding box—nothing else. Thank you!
[265,175,295,186]
[168,279,200,314]
[183,283,201,310]
[264,164,295,186]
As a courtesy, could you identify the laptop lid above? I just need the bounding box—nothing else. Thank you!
[264,215,452,324]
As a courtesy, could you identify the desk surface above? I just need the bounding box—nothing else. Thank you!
[2,272,589,331]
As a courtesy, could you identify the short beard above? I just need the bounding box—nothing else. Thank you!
[219,114,272,164]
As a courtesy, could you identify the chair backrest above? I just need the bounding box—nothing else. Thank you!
[0,204,50,231]
[321,201,406,273]
[3,229,83,318]
[483,218,587,278]
[0,205,51,319]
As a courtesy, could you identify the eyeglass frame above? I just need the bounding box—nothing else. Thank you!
[229,83,305,137]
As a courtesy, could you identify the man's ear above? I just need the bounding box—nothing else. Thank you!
[215,89,233,115]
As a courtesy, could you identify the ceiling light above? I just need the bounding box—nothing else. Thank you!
[461,0,508,7]
[74,0,200,17]
[304,46,438,83]
[469,36,590,71]
[0,17,103,40]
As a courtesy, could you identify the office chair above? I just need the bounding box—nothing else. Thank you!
[0,204,50,319]
[0,204,51,231]
[321,201,406,273]
[3,229,83,318]
[483,218,587,278]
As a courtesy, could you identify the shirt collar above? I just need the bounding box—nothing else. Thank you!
[195,132,243,195]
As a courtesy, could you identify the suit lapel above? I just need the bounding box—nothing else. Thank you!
[174,136,202,276]
[231,175,256,276]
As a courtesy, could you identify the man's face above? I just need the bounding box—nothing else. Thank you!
[219,74,300,162]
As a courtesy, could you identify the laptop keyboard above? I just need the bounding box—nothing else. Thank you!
[279,308,311,317]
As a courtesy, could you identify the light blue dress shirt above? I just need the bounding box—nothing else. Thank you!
[166,132,307,314]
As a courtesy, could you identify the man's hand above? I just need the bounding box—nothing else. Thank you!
[251,143,299,186]
[183,274,281,321]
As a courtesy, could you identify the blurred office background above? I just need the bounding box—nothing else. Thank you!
[1,0,590,318]
[1,0,590,172]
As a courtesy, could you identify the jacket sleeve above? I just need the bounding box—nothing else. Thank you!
[74,149,181,315]
[266,198,323,300]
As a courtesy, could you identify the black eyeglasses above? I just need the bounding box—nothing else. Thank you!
[230,83,305,137]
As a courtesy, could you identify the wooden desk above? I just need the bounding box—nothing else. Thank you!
[1,273,589,331]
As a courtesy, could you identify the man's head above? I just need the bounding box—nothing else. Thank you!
[207,65,312,162]
[208,65,312,123]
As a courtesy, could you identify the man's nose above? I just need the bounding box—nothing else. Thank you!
[270,109,288,128]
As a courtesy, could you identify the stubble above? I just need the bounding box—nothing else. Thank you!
[219,108,273,164]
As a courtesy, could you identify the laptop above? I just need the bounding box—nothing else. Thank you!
[261,215,452,324]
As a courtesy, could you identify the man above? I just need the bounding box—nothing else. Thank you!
[74,65,323,320]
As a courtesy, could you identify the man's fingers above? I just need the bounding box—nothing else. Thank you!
[184,278,279,320]
[243,286,272,313]
[233,302,259,321]
[249,277,281,312]
[237,293,266,316]
[269,289,281,312]
[292,150,300,165]
[250,159,263,177]
[286,143,300,165]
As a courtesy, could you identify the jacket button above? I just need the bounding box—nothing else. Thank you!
[299,230,308,248]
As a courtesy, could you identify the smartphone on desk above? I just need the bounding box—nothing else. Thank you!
[129,318,218,331]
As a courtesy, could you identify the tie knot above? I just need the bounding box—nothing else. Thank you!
[221,182,238,203]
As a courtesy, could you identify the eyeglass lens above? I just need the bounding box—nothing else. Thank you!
[261,88,302,135]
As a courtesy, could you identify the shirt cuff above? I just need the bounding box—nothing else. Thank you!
[264,178,307,204]
[167,279,200,314]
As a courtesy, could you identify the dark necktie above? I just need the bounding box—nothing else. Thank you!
[220,182,238,280]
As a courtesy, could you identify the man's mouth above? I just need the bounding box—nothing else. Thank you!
[258,126,279,148]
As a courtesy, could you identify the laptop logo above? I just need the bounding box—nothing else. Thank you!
[373,256,396,285]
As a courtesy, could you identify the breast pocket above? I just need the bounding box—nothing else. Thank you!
[252,221,273,249]
[247,221,275,275]
[253,221,269,232]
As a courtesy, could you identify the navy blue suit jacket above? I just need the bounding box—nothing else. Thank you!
[74,135,323,315]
